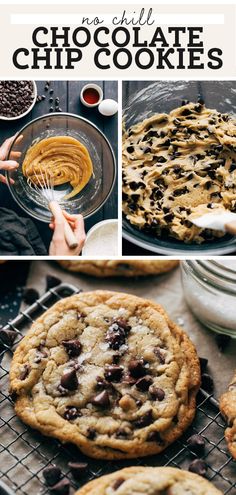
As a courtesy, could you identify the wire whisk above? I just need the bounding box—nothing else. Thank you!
[27,166,78,249]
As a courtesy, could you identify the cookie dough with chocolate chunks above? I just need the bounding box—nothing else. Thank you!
[75,466,222,495]
[10,290,200,460]
[220,370,236,458]
[123,102,236,243]
[59,260,178,277]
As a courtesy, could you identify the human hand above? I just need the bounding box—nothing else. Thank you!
[0,135,21,185]
[49,208,86,256]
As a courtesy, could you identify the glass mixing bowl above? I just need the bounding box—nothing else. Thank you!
[122,80,236,255]
[6,113,116,222]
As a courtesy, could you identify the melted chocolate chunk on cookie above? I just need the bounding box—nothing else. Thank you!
[20,364,30,380]
[87,428,96,440]
[91,390,111,408]
[43,465,61,486]
[181,108,192,116]
[104,365,123,383]
[34,350,48,364]
[173,186,189,197]
[128,359,147,378]
[60,369,78,391]
[154,347,166,364]
[62,339,82,357]
[147,430,164,444]
[96,376,111,390]
[116,427,131,438]
[127,146,134,154]
[105,322,126,350]
[164,213,174,223]
[113,318,131,333]
[133,409,153,428]
[135,375,153,391]
[155,155,167,163]
[149,386,165,401]
[64,406,81,420]
[113,478,125,490]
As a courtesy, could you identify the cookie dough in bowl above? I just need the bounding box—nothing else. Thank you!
[75,466,222,495]
[10,290,200,460]
[123,102,236,244]
[58,260,179,277]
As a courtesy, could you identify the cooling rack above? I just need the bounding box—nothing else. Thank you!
[0,283,235,494]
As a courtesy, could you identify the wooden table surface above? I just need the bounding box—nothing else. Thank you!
[0,80,118,251]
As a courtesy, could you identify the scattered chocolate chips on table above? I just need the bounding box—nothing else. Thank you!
[22,288,39,305]
[0,328,17,347]
[50,478,70,495]
[201,373,214,393]
[0,80,35,118]
[46,275,61,290]
[187,434,205,453]
[43,465,61,486]
[68,461,88,479]
[188,459,208,477]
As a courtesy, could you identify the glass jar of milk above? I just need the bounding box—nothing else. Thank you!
[181,260,236,337]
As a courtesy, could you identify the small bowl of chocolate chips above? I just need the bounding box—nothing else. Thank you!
[0,80,37,120]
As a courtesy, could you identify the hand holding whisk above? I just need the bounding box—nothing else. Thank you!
[27,166,79,249]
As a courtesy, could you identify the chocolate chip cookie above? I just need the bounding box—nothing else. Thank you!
[75,466,222,494]
[10,291,200,460]
[123,102,236,243]
[58,260,178,277]
[220,370,236,458]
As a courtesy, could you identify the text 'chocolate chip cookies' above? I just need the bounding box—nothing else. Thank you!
[123,102,236,243]
[10,291,200,460]
[75,466,223,495]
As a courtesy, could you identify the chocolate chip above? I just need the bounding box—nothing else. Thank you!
[50,478,70,494]
[91,390,110,408]
[20,364,30,380]
[133,410,153,428]
[0,329,17,347]
[112,318,131,333]
[143,146,151,154]
[105,323,126,350]
[60,369,78,391]
[207,203,214,209]
[181,108,192,116]
[199,357,208,374]
[173,186,189,197]
[215,334,231,352]
[68,462,88,479]
[127,146,134,153]
[188,459,207,477]
[187,434,205,453]
[201,373,214,393]
[22,288,39,304]
[87,428,96,440]
[156,156,167,163]
[34,350,48,364]
[198,97,205,105]
[154,347,165,364]
[46,275,61,290]
[62,339,82,357]
[149,386,165,401]
[229,162,236,173]
[135,375,153,391]
[122,373,137,385]
[147,430,164,444]
[164,213,174,223]
[113,478,125,490]
[104,365,123,383]
[63,406,81,420]
[43,466,61,486]
[128,359,147,378]
[116,427,130,438]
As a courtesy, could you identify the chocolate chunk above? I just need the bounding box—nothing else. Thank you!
[113,478,125,490]
[46,275,61,290]
[155,156,167,163]
[34,350,48,364]
[50,478,70,494]
[144,146,151,154]
[181,108,192,116]
[187,434,205,453]
[133,410,153,428]
[20,364,30,380]
[201,373,214,393]
[164,213,174,223]
[154,347,165,364]
[147,430,164,444]
[127,146,134,153]
[149,386,165,401]
[207,203,214,209]
[215,334,231,352]
[62,339,82,357]
[63,406,81,420]
[105,323,126,350]
[128,359,147,378]
[22,288,39,304]
[91,390,110,408]
[0,329,17,347]
[188,459,207,477]
[87,428,96,440]
[112,318,131,333]
[96,376,110,389]
[116,427,130,438]
[104,365,123,382]
[68,462,88,479]
[43,466,61,486]
[199,357,208,374]
[229,162,236,173]
[198,97,205,105]
[135,375,153,391]
[122,373,137,385]
[173,186,189,197]
[60,369,78,391]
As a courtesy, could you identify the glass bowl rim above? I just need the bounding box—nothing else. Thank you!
[6,111,117,223]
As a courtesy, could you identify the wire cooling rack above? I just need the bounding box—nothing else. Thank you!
[0,283,235,495]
